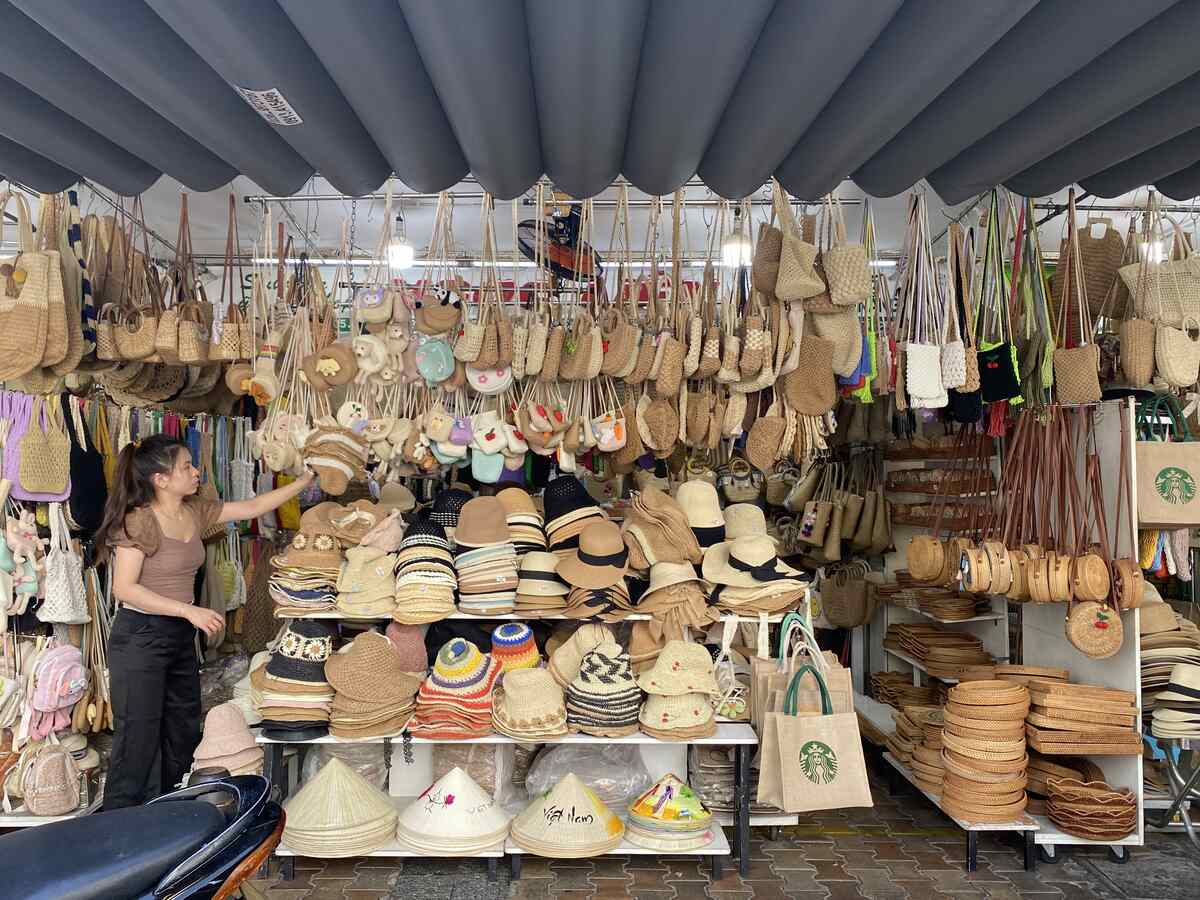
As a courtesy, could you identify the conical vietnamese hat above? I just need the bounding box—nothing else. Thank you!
[282,758,397,857]
[396,766,511,854]
[628,772,713,832]
[511,772,625,857]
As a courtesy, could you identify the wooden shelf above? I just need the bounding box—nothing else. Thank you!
[885,648,960,683]
[884,753,1038,833]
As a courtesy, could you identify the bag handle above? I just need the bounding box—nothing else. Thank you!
[783,663,833,716]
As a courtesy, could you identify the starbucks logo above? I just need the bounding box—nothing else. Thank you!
[1156,466,1196,506]
[799,740,838,785]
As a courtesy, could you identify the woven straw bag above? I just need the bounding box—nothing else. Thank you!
[654,334,685,398]
[0,192,49,380]
[1119,216,1200,328]
[475,317,500,369]
[783,336,836,416]
[745,396,786,473]
[539,324,564,382]
[18,396,71,496]
[453,314,485,362]
[496,310,514,366]
[95,303,119,361]
[696,327,721,378]
[752,221,782,294]
[625,332,656,385]
[558,314,594,381]
[155,303,180,356]
[177,302,210,364]
[1052,191,1102,404]
[1065,599,1123,659]
[808,309,862,378]
[114,305,157,360]
[214,303,249,361]
[1053,217,1125,320]
[739,314,767,376]
[511,316,529,379]
[524,311,548,376]
[1155,317,1200,388]
[823,196,871,307]
[685,388,711,446]
[772,182,823,301]
[1119,318,1154,386]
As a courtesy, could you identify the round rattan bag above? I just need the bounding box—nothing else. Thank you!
[1065,599,1123,659]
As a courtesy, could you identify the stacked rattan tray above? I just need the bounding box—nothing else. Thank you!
[886,705,938,766]
[1023,753,1104,817]
[908,709,945,795]
[939,681,1030,824]
[1023,681,1141,756]
[1045,778,1137,841]
[870,672,939,710]
[884,623,994,680]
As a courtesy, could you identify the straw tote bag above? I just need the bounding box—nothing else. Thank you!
[0,192,49,381]
[1119,214,1200,328]
[822,195,871,307]
[16,396,71,501]
[772,182,824,302]
[1052,191,1103,405]
[35,194,75,372]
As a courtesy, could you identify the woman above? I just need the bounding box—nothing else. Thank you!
[95,433,314,809]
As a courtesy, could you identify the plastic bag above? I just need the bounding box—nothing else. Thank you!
[302,743,388,791]
[199,653,251,713]
[432,743,515,804]
[525,745,652,811]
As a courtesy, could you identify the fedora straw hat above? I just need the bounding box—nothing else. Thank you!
[283,758,398,857]
[675,482,725,548]
[396,767,511,854]
[193,702,257,760]
[510,773,625,857]
[454,496,511,548]
[702,536,802,588]
[1156,663,1200,704]
[557,520,629,589]
[325,632,423,703]
[518,551,571,596]
[493,667,568,738]
[722,504,767,540]
[637,640,720,696]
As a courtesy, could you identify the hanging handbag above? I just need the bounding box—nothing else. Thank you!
[975,192,1021,403]
[772,181,824,302]
[1135,393,1200,528]
[61,395,107,532]
[823,195,871,307]
[783,335,837,416]
[15,396,71,500]
[1052,190,1103,405]
[1117,217,1156,389]
[37,503,88,625]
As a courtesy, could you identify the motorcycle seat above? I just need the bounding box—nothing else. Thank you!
[0,799,226,900]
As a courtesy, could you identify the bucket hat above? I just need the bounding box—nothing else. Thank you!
[510,773,625,857]
[325,632,423,704]
[386,623,429,674]
[266,619,337,683]
[492,667,567,739]
[378,481,416,514]
[565,641,642,736]
[454,496,511,548]
[557,520,629,590]
[272,528,343,572]
[675,482,725,548]
[549,623,614,686]
[429,488,473,532]
[722,504,767,541]
[491,623,540,673]
[542,475,601,532]
[497,487,540,520]
[193,702,257,760]
[645,562,709,596]
[639,692,716,737]
[702,536,803,587]
[636,640,720,696]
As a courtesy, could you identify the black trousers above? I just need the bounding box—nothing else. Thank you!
[103,609,202,810]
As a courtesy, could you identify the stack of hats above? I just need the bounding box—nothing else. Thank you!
[1024,754,1103,815]
[393,520,457,624]
[549,623,614,686]
[939,680,1030,823]
[492,667,568,740]
[396,766,511,854]
[628,620,667,675]
[620,486,703,570]
[269,527,343,615]
[255,619,338,741]
[409,638,502,739]
[636,562,715,633]
[1151,663,1200,738]
[491,623,540,674]
[703,535,810,616]
[326,631,422,739]
[510,772,625,857]
[324,500,385,547]
[303,425,370,496]
[378,482,417,517]
[637,640,719,740]
[429,488,473,543]
[566,641,643,737]
[230,650,269,726]
[626,773,715,851]
[674,482,726,551]
[515,551,570,617]
[385,623,429,675]
[543,475,605,558]
[498,487,547,556]
[1046,777,1137,840]
[192,702,263,775]
[557,520,633,620]
[282,758,398,857]
[1141,602,1200,713]
[453,497,519,615]
[335,547,398,618]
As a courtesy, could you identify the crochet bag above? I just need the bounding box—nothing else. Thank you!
[772,182,824,302]
[1052,191,1102,405]
[38,503,88,625]
[745,395,787,473]
[783,336,836,416]
[823,196,871,307]
[16,395,71,500]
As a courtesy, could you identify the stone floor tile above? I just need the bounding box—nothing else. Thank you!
[762,848,817,871]
[669,883,714,900]
[346,868,400,891]
[344,891,390,900]
[629,868,677,893]
[661,859,709,882]
[811,859,857,882]
[819,882,872,900]
[550,867,596,893]
[589,878,634,900]
[311,859,361,879]
[836,850,882,869]
[776,869,830,894]
[267,871,317,892]
[587,858,631,878]
[508,877,554,900]
[738,881,796,900]
[262,891,310,900]
[298,878,355,900]
[875,860,932,882]
[859,841,914,861]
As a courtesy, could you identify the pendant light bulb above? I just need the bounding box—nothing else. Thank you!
[387,213,414,269]
[721,208,753,267]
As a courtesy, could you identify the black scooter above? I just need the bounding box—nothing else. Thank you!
[0,774,283,900]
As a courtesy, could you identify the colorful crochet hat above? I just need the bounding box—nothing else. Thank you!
[491,623,540,673]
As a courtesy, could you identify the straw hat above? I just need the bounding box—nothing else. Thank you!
[379,481,416,514]
[566,642,642,736]
[266,619,337,683]
[626,772,714,851]
[491,623,540,673]
[702,536,803,588]
[722,504,767,541]
[497,487,540,520]
[493,667,568,738]
[385,623,429,674]
[639,692,716,735]
[455,497,511,548]
[510,773,625,857]
[557,520,629,589]
[396,767,511,854]
[272,528,343,572]
[1140,602,1180,636]
[282,758,398,857]
[646,562,709,596]
[429,488,473,531]
[549,623,614,686]
[637,640,720,696]
[675,482,725,548]
[543,475,601,531]
[1155,663,1200,704]
[193,702,257,760]
[518,552,571,596]
[325,632,422,703]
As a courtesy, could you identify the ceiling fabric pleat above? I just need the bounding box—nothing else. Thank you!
[930,2,1200,204]
[12,0,312,198]
[1007,70,1200,198]
[1153,162,1200,202]
[278,0,468,194]
[1080,128,1200,199]
[0,135,78,194]
[398,0,542,201]
[774,0,1036,201]
[0,73,158,196]
[0,3,234,192]
[525,0,648,201]
[853,0,1171,198]
[145,0,390,197]
[621,0,774,196]
[698,0,899,200]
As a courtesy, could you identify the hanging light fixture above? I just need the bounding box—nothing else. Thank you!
[721,207,752,267]
[387,203,414,269]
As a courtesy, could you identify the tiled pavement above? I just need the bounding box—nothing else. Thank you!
[249,765,1200,900]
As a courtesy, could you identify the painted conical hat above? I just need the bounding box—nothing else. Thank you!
[628,773,712,831]
[395,767,511,852]
[510,772,624,857]
[283,758,397,856]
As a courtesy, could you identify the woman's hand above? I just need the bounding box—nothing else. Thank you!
[297,467,316,486]
[186,605,225,636]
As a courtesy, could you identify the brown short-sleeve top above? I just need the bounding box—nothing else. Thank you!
[109,497,223,609]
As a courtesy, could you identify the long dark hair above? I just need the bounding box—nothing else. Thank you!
[95,434,190,561]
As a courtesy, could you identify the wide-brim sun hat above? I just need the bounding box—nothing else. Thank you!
[646,561,709,596]
[556,519,629,590]
[702,536,803,588]
[325,631,423,704]
[674,481,725,548]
